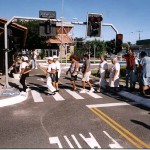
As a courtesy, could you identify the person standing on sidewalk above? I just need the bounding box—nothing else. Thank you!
[122,49,135,89]
[46,57,56,95]
[133,53,140,90]
[97,55,108,92]
[53,55,61,92]
[80,54,95,93]
[139,51,150,96]
[66,55,79,91]
[109,57,120,88]
[32,49,38,69]
[19,56,29,95]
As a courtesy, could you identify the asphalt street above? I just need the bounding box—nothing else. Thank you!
[0,64,149,148]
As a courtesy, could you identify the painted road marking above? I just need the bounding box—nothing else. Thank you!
[103,131,123,148]
[52,92,65,101]
[86,102,137,108]
[86,91,103,99]
[65,89,84,100]
[49,132,102,148]
[90,108,150,149]
[31,90,44,102]
[71,135,82,148]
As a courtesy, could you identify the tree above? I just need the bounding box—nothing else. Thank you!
[16,20,48,49]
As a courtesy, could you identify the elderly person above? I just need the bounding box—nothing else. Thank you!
[66,55,79,91]
[53,55,61,92]
[80,54,95,93]
[140,51,150,96]
[109,57,120,88]
[46,57,56,95]
[97,55,108,92]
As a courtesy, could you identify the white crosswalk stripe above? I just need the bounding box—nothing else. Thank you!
[65,89,84,100]
[52,92,65,101]
[86,91,103,99]
[31,89,103,103]
[31,90,44,102]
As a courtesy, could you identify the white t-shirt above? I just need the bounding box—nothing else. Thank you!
[47,63,56,72]
[99,61,108,73]
[33,51,38,59]
[20,62,28,73]
[109,62,120,78]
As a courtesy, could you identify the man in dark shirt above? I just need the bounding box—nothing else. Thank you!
[122,49,135,89]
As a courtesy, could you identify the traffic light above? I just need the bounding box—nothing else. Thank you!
[87,13,103,37]
[115,34,123,54]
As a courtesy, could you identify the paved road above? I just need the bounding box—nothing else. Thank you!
[0,66,149,148]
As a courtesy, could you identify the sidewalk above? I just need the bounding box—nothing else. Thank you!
[0,75,28,107]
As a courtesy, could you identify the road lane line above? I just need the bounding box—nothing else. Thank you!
[52,92,65,101]
[94,108,150,148]
[86,102,137,108]
[31,90,44,102]
[86,92,103,99]
[71,135,82,148]
[65,89,84,100]
[64,136,74,148]
[103,131,123,148]
[90,108,142,148]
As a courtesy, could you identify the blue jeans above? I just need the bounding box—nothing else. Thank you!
[126,69,134,88]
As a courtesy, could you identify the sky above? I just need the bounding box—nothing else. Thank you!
[0,0,150,44]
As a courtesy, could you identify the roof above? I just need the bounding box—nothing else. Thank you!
[46,34,73,44]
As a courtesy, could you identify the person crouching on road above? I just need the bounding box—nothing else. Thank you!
[109,57,120,89]
[53,55,61,92]
[46,57,56,95]
[97,55,108,92]
[66,55,79,91]
[19,56,29,95]
[80,54,95,93]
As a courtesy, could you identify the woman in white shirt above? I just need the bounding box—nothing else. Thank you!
[46,57,56,95]
[109,57,120,87]
[97,55,108,92]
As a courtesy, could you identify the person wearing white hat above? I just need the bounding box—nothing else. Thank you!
[19,56,30,95]
[53,55,61,92]
[46,57,56,95]
[109,56,120,88]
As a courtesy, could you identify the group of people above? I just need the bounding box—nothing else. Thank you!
[19,49,150,97]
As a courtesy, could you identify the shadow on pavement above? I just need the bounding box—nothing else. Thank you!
[131,119,150,130]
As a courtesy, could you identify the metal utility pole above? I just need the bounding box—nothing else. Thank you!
[137,30,143,41]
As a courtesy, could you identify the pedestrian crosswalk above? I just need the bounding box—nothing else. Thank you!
[30,88,103,103]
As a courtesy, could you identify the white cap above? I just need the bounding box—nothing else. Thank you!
[23,56,28,61]
[48,57,53,60]
[53,55,58,59]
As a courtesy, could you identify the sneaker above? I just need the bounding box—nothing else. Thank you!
[26,88,30,92]
[80,89,86,93]
[35,67,38,69]
[89,88,95,93]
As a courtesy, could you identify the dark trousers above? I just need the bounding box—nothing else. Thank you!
[20,74,27,92]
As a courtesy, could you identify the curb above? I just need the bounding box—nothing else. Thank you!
[118,91,150,108]
[0,92,28,108]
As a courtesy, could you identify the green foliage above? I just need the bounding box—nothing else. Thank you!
[16,20,48,49]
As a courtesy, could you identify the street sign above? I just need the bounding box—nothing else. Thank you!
[39,10,56,19]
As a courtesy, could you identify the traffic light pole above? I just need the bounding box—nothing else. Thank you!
[4,16,61,89]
